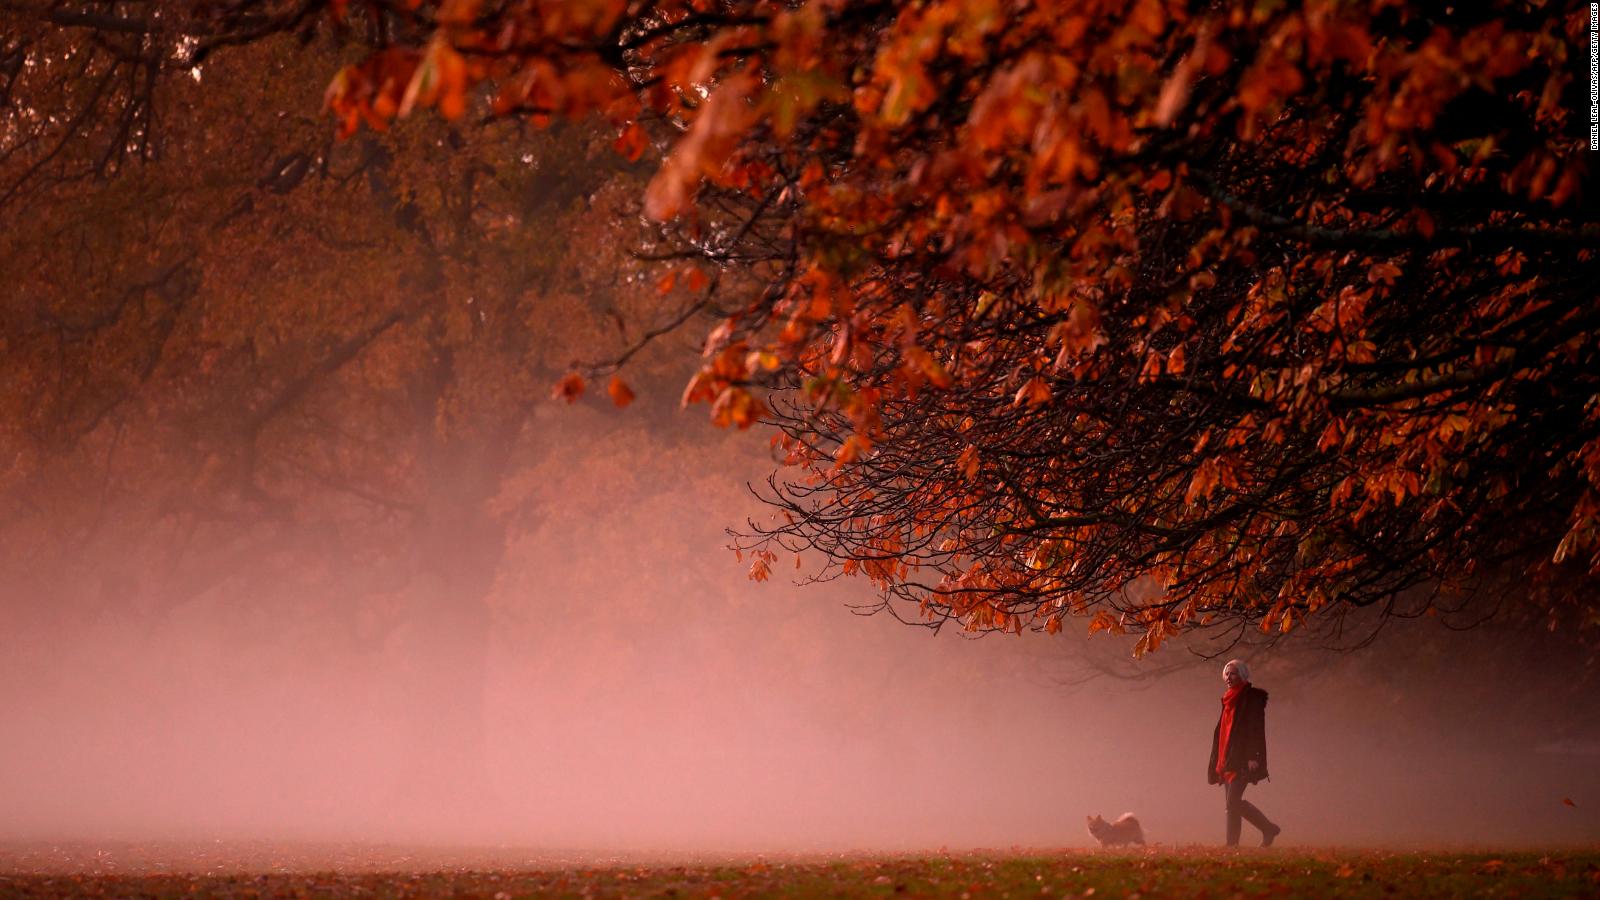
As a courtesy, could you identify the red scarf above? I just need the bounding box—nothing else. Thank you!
[1215,682,1248,781]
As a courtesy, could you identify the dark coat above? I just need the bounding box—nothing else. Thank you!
[1208,685,1269,785]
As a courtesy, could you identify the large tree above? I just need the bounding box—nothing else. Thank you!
[316,0,1599,650]
[11,0,1599,652]
[0,24,668,808]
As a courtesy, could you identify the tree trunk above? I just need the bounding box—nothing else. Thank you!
[382,486,511,835]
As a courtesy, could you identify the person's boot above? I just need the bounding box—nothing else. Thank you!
[1260,822,1281,847]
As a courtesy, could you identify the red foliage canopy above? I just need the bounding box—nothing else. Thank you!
[208,0,1600,646]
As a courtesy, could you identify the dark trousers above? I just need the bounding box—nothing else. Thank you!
[1223,777,1274,846]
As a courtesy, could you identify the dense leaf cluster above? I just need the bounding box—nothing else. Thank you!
[14,0,1597,648]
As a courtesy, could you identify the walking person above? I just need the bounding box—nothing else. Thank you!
[1208,659,1281,847]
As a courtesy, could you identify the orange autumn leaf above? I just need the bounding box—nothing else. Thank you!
[552,372,585,404]
[834,433,871,466]
[710,386,765,429]
[613,121,648,162]
[1013,376,1052,407]
[607,376,635,408]
[957,443,980,481]
[1368,261,1402,286]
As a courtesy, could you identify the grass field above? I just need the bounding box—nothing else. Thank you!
[2,844,1598,898]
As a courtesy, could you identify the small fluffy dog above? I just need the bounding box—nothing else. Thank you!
[1086,813,1145,846]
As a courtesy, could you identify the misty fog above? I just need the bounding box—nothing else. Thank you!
[3,382,1596,860]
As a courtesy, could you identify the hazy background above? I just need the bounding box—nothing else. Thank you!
[2,388,1596,857]
[1,18,1595,876]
